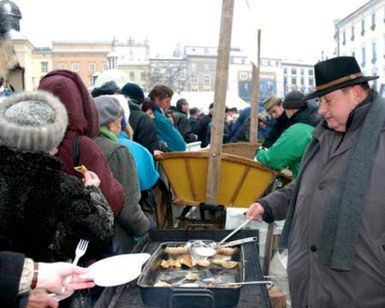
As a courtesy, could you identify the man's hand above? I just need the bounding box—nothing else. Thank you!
[246,203,264,222]
[26,294,58,308]
[37,262,95,295]
[153,150,164,159]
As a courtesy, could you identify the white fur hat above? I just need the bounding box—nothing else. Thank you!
[0,91,68,152]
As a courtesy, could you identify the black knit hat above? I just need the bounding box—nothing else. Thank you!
[121,83,145,104]
[305,56,378,100]
[283,90,307,109]
[91,81,120,98]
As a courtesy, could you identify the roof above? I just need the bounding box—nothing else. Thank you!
[335,0,380,28]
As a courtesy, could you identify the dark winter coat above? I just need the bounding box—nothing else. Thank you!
[38,70,125,216]
[262,112,290,148]
[94,135,149,237]
[189,117,199,135]
[0,146,114,263]
[195,114,212,147]
[173,110,197,143]
[259,92,385,307]
[129,102,166,153]
[0,251,24,307]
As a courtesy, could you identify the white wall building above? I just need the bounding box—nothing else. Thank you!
[282,61,315,96]
[335,0,385,92]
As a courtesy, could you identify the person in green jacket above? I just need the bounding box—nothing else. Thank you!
[256,90,320,177]
[148,85,186,152]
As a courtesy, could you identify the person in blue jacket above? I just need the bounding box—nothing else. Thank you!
[148,85,186,152]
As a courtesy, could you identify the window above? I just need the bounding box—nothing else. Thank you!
[284,67,288,74]
[204,86,211,92]
[191,74,198,84]
[284,77,288,85]
[351,25,355,41]
[41,61,48,73]
[89,63,96,72]
[204,75,210,85]
[301,68,304,75]
[59,63,66,70]
[362,46,366,67]
[308,69,313,76]
[129,71,135,81]
[372,40,377,63]
[71,63,79,72]
[342,31,346,45]
[371,13,376,30]
[361,20,365,35]
[141,71,146,81]
[291,68,297,75]
[291,77,297,85]
[301,78,305,86]
[309,78,314,86]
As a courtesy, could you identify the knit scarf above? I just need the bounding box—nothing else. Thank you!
[100,126,119,144]
[280,91,385,271]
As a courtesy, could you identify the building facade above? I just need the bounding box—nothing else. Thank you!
[148,57,187,92]
[335,0,385,92]
[112,38,150,90]
[31,47,52,89]
[282,61,315,95]
[52,41,110,87]
[184,46,217,92]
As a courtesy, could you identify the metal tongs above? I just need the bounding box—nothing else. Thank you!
[194,219,254,257]
[216,218,252,247]
[217,236,258,248]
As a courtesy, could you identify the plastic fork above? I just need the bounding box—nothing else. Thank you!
[73,239,89,265]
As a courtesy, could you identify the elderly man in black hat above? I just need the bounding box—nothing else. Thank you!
[247,56,385,307]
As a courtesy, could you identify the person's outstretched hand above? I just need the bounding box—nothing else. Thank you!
[37,262,95,295]
[246,203,264,222]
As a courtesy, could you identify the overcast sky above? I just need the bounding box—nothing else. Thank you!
[15,0,368,64]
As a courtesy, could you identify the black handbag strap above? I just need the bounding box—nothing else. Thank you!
[73,135,81,167]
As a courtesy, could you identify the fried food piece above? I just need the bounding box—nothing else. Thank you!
[221,261,238,269]
[214,254,232,261]
[165,246,189,255]
[212,259,226,267]
[160,259,176,269]
[211,259,238,269]
[74,165,89,174]
[216,247,236,256]
[154,280,171,287]
[179,255,193,268]
[174,259,182,268]
[185,273,199,281]
[196,260,210,267]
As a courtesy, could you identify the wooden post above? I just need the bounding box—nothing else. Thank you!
[206,0,234,205]
[249,29,261,145]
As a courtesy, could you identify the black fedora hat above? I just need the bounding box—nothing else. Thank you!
[305,56,378,100]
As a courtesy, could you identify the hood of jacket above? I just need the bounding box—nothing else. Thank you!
[38,70,99,138]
